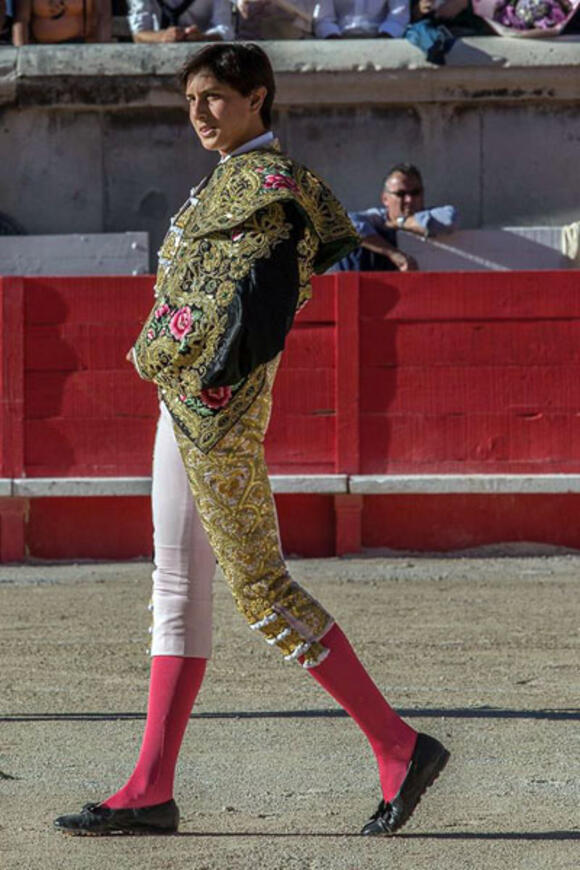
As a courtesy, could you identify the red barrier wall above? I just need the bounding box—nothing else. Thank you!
[1,271,579,560]
[15,274,348,477]
[358,272,580,474]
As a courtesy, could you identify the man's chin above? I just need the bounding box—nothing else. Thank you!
[195,130,222,151]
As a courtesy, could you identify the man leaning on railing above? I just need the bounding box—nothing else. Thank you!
[331,162,458,273]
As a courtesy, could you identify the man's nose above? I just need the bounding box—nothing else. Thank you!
[191,100,206,120]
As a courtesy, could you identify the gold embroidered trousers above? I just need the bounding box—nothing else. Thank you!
[172,357,334,668]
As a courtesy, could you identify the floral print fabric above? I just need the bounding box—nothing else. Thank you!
[133,146,359,453]
[173,355,334,667]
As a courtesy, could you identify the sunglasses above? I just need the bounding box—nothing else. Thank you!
[385,188,423,198]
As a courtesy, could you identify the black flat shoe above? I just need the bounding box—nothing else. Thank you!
[53,798,179,836]
[361,732,450,836]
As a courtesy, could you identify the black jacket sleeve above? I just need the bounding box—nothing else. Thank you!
[201,202,304,389]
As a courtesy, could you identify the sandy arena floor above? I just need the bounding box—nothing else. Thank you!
[0,554,578,870]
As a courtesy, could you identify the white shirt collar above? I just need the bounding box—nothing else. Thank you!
[220,130,275,162]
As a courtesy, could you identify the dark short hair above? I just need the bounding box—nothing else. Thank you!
[179,43,276,128]
[382,163,424,191]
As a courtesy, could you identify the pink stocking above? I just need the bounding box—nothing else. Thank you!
[103,655,206,809]
[305,624,417,801]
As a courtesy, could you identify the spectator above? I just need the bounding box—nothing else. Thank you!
[127,0,233,42]
[313,0,410,38]
[332,162,458,272]
[235,0,314,39]
[12,0,112,44]
[405,0,463,64]
[411,0,489,36]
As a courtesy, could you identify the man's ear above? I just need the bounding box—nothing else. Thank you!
[249,86,267,114]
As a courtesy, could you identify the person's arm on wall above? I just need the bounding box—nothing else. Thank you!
[128,0,198,41]
[379,0,410,37]
[388,213,426,236]
[133,27,184,41]
[384,205,457,238]
[313,0,341,38]
[427,204,458,234]
[128,0,166,41]
[133,24,204,40]
[361,233,418,271]
[206,0,235,40]
[12,0,31,45]
[353,212,417,271]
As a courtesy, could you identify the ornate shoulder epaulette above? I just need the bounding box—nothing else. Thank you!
[185,148,359,273]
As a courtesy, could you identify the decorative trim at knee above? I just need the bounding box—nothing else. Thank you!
[284,641,312,661]
[248,605,333,667]
[265,627,291,645]
[249,612,279,631]
[301,645,331,668]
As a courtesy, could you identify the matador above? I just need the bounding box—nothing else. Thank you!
[54,42,449,839]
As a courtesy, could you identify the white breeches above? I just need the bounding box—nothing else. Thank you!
[150,402,216,658]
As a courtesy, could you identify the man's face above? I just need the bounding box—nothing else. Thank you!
[381,172,424,220]
[185,70,266,157]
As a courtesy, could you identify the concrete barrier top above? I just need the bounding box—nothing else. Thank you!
[2,38,580,107]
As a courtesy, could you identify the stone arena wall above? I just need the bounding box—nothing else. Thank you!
[0,39,579,265]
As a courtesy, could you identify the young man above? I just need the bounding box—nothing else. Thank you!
[53,43,449,838]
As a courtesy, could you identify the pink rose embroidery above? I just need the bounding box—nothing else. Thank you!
[146,328,155,340]
[199,386,232,410]
[263,173,299,193]
[155,303,169,320]
[169,306,193,341]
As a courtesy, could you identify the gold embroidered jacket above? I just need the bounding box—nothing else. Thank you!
[133,145,359,453]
